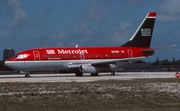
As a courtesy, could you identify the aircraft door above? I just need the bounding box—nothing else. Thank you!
[33,51,40,62]
[127,49,133,58]
[80,54,85,60]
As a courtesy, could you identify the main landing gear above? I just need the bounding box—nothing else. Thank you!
[111,71,115,75]
[90,73,98,76]
[18,71,31,78]
[75,72,99,76]
[25,73,31,78]
[75,72,83,76]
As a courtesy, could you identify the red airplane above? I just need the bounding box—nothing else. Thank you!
[5,12,156,77]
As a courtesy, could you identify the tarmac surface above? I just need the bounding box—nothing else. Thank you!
[0,72,178,83]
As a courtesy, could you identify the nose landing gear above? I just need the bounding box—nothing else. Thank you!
[25,73,31,78]
[111,71,115,75]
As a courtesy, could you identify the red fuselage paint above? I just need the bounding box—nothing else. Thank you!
[7,47,154,61]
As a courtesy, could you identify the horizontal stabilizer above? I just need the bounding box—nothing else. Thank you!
[142,45,176,51]
[142,45,175,56]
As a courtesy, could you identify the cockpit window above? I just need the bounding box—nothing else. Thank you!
[14,55,18,58]
[16,54,28,59]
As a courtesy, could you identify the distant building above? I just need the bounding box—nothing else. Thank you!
[3,48,15,60]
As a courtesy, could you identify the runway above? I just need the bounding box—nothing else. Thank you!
[0,72,178,83]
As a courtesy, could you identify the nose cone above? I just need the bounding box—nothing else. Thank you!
[4,61,22,70]
[4,61,14,68]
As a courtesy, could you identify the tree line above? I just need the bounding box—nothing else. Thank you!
[152,57,180,65]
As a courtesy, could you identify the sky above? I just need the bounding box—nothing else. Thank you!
[0,0,180,62]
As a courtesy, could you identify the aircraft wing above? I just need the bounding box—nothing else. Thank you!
[68,56,146,69]
[91,56,145,66]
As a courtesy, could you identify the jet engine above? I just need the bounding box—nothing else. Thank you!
[79,65,97,73]
[79,64,111,73]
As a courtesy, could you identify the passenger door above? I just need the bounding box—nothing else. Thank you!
[33,51,40,62]
[127,49,133,58]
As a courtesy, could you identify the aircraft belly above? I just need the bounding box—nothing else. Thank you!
[25,61,67,71]
[6,61,68,71]
[5,61,25,71]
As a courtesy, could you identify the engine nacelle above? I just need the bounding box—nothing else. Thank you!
[79,65,111,73]
[79,65,97,73]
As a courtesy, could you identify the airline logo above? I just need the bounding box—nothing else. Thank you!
[57,49,88,54]
[141,28,151,36]
[46,50,55,54]
[46,49,88,54]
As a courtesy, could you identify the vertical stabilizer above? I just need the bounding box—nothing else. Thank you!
[122,12,156,47]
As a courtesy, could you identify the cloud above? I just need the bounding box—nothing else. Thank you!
[109,21,131,44]
[119,22,130,31]
[159,0,180,14]
[158,15,180,22]
[157,0,180,22]
[47,30,67,46]
[86,0,108,20]
[34,5,52,27]
[50,23,98,46]
[0,30,13,37]
[73,23,94,37]
[123,0,147,5]
[0,0,52,38]
[7,0,28,28]
[68,38,90,47]
[0,0,28,38]
[53,30,66,40]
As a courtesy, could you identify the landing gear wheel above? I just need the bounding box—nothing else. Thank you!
[91,73,98,76]
[111,71,115,75]
[25,74,31,78]
[75,72,83,77]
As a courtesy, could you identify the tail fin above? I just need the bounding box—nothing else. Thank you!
[122,12,156,47]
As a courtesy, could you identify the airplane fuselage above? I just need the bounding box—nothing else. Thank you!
[5,46,154,72]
